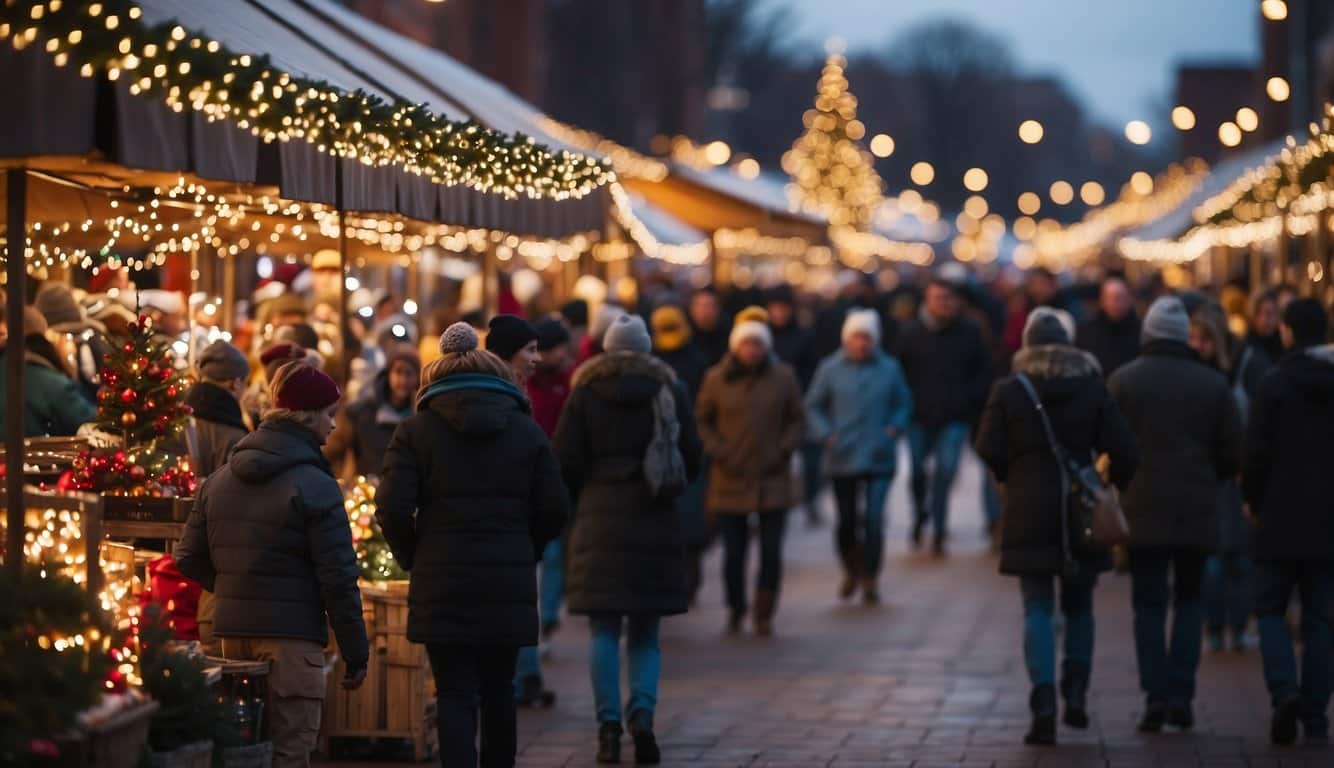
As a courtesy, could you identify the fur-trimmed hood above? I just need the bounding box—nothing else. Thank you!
[1012,344,1102,380]
[572,350,676,405]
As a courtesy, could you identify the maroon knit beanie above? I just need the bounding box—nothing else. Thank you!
[273,363,341,411]
[260,342,306,366]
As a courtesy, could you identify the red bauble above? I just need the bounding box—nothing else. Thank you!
[128,465,147,481]
[122,342,135,354]
[165,385,178,398]
[146,365,161,379]
[159,367,173,381]
[143,398,157,412]
[119,388,137,405]
[99,390,113,404]
[56,470,76,492]
[136,356,150,370]
[127,322,139,335]
[113,450,126,462]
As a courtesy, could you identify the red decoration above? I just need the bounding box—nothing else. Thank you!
[119,388,137,405]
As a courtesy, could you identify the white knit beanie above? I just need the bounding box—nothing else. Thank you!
[729,320,773,353]
[841,309,881,346]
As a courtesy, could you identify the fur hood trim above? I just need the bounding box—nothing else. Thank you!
[1012,344,1102,379]
[571,350,677,389]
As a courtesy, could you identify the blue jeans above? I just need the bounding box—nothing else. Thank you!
[982,470,1002,529]
[832,474,893,577]
[1255,560,1333,723]
[907,421,969,537]
[800,442,825,518]
[1129,548,1206,704]
[589,614,661,724]
[539,536,563,625]
[1019,572,1097,686]
[1204,553,1252,635]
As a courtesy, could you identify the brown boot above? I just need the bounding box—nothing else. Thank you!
[753,589,777,636]
[838,549,861,600]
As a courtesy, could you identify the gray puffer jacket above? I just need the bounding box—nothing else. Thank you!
[175,419,369,669]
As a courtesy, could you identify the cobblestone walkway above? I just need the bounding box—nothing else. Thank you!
[329,455,1332,767]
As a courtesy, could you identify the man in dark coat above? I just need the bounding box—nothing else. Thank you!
[1077,276,1141,378]
[1243,298,1334,745]
[976,308,1138,744]
[688,287,731,366]
[896,277,992,555]
[553,314,702,762]
[323,350,419,480]
[187,341,252,478]
[376,323,568,764]
[176,363,368,768]
[1109,296,1243,733]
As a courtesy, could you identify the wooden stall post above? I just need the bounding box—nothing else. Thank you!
[5,168,27,577]
[335,166,350,385]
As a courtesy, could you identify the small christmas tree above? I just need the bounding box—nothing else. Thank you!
[346,477,407,581]
[783,53,884,229]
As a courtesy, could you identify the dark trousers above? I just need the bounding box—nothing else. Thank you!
[426,644,519,768]
[831,473,893,578]
[1128,548,1207,704]
[718,510,787,615]
[1255,560,1333,725]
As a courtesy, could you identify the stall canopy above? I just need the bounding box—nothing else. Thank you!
[627,166,827,241]
[0,0,612,237]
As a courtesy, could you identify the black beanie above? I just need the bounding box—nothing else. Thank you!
[486,314,539,360]
[1283,298,1330,348]
[534,317,571,351]
[560,299,589,328]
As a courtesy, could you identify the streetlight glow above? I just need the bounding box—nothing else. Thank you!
[1171,106,1196,130]
[1124,120,1152,145]
[1018,119,1044,144]
[963,167,989,192]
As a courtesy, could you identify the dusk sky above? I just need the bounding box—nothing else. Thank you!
[772,0,1259,129]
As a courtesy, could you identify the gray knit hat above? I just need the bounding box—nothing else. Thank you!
[35,283,94,332]
[1141,296,1190,344]
[603,314,652,354]
[198,340,250,382]
[439,321,480,355]
[1022,307,1075,348]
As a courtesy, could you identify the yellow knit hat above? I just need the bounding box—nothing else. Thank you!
[734,305,770,326]
[651,305,691,353]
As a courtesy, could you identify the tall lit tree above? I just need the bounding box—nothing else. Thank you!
[783,53,883,229]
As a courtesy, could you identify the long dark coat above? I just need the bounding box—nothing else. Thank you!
[975,345,1139,575]
[376,375,568,647]
[1108,340,1243,551]
[553,352,703,617]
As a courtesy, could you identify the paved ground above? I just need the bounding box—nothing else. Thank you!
[326,453,1332,767]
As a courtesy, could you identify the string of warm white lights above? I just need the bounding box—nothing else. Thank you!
[538,118,669,183]
[1,1,613,200]
[608,182,711,266]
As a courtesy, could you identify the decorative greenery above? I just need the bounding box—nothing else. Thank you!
[95,315,192,446]
[783,53,883,230]
[345,476,407,582]
[0,570,119,767]
[1,0,613,200]
[137,604,235,755]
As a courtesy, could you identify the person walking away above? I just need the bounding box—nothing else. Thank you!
[696,316,805,635]
[1188,303,1267,652]
[514,318,575,707]
[485,314,540,385]
[805,309,912,604]
[1243,298,1334,745]
[175,361,368,768]
[1109,296,1242,732]
[0,306,96,437]
[553,314,702,764]
[1077,276,1141,379]
[767,284,824,527]
[650,305,712,605]
[896,277,992,555]
[975,308,1138,745]
[323,351,419,481]
[376,323,567,767]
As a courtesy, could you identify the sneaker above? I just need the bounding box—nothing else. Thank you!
[1271,692,1301,745]
[1138,699,1167,733]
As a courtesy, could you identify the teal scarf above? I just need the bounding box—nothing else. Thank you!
[414,372,528,412]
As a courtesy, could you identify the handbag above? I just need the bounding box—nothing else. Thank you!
[1014,373,1130,569]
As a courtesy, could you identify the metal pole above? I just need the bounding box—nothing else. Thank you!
[6,169,27,578]
[335,164,350,385]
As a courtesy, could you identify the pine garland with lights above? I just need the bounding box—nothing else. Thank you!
[0,0,613,200]
[345,476,406,582]
[783,54,884,229]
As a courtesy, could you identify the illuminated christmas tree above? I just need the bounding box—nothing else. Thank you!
[783,53,884,230]
[346,477,407,582]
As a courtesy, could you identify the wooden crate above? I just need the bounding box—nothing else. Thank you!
[320,581,436,761]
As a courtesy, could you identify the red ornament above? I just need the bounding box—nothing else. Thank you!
[146,364,161,379]
[119,388,137,405]
[123,342,135,354]
[129,465,147,481]
[121,412,138,427]
[127,322,139,335]
[165,385,178,398]
[136,356,150,370]
[143,398,157,412]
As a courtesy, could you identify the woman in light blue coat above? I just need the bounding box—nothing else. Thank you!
[806,309,913,603]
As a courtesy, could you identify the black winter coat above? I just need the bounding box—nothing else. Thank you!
[1243,345,1334,562]
[771,321,818,390]
[1108,341,1243,551]
[324,370,411,480]
[553,352,703,617]
[376,374,568,647]
[654,343,709,401]
[175,420,369,669]
[975,346,1139,575]
[896,314,992,430]
[185,381,248,479]
[1076,310,1141,379]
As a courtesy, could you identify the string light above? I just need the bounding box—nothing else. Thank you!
[608,182,710,265]
[870,133,895,158]
[910,161,935,186]
[0,1,613,200]
[537,118,668,182]
[1172,106,1196,131]
[1018,120,1044,144]
[1267,76,1291,102]
[1050,180,1075,205]
[963,167,989,192]
[1124,120,1152,145]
